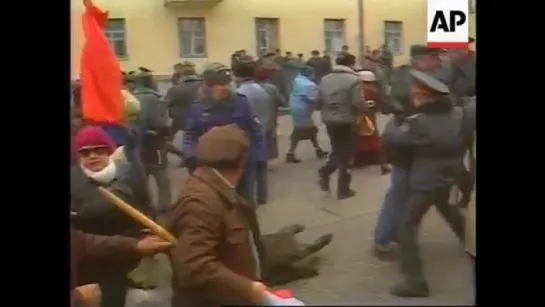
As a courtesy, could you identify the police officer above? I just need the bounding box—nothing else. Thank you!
[373,45,453,259]
[447,37,476,106]
[383,70,466,297]
[182,63,267,206]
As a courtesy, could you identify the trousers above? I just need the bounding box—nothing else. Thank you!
[373,166,410,246]
[98,277,128,307]
[256,162,268,203]
[236,162,257,207]
[397,188,465,282]
[146,166,172,214]
[319,123,355,193]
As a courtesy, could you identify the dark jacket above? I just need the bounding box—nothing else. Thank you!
[261,59,288,99]
[71,162,152,284]
[166,167,264,307]
[70,162,153,236]
[70,225,138,305]
[183,93,267,163]
[306,56,332,84]
[257,81,287,130]
[317,65,368,124]
[450,54,476,100]
[382,100,467,192]
[133,86,170,167]
[165,75,203,131]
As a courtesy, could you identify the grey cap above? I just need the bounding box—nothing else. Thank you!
[410,70,450,95]
[202,62,232,86]
[410,45,441,57]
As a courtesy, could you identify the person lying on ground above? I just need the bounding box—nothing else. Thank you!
[261,224,333,286]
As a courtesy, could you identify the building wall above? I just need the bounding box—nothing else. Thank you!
[469,14,476,50]
[71,0,429,79]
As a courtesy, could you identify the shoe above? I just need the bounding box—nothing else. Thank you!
[315,148,329,159]
[302,233,333,256]
[371,244,397,261]
[286,153,301,163]
[318,171,330,192]
[337,189,356,200]
[390,280,430,297]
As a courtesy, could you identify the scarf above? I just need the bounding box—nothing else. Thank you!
[80,158,117,185]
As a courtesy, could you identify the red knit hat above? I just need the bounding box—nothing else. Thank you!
[74,126,115,153]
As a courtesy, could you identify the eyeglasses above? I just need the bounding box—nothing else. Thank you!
[78,146,110,157]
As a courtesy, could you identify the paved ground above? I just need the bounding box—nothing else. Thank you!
[135,114,474,306]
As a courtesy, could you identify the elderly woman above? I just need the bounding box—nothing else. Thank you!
[354,70,390,174]
[71,126,154,307]
[286,65,328,163]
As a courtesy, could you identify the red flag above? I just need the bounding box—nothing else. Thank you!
[80,0,123,124]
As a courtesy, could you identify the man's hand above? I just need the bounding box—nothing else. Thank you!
[136,235,173,255]
[251,281,268,304]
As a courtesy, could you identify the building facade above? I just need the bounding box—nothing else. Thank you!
[71,0,432,79]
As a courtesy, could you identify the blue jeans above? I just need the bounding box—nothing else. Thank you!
[373,166,410,247]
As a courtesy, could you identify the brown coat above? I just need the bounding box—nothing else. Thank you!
[167,167,264,307]
[70,225,137,307]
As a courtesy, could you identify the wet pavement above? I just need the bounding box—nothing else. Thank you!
[136,114,474,306]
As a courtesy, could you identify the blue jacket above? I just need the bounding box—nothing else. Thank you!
[183,93,267,162]
[289,74,318,127]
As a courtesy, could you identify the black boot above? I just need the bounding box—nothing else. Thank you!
[301,233,333,257]
[337,172,355,200]
[286,152,301,163]
[390,279,430,297]
[315,148,329,159]
[337,189,356,200]
[318,170,330,192]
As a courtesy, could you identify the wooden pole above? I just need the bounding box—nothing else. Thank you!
[97,186,177,244]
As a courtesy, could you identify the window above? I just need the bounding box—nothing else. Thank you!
[383,21,403,56]
[254,18,279,55]
[105,19,127,58]
[323,19,346,54]
[178,18,207,58]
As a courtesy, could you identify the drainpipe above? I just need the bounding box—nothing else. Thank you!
[357,0,365,66]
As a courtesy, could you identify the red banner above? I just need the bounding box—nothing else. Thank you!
[80,0,123,124]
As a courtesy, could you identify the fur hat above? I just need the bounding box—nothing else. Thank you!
[196,124,249,166]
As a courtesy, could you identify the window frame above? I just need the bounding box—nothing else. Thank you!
[177,17,207,58]
[383,20,403,56]
[323,19,346,54]
[105,18,128,59]
[254,18,280,55]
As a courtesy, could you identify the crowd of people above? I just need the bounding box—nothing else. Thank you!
[70,39,476,306]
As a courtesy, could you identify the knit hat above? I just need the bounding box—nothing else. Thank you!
[196,124,249,166]
[74,126,116,153]
[299,65,313,77]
